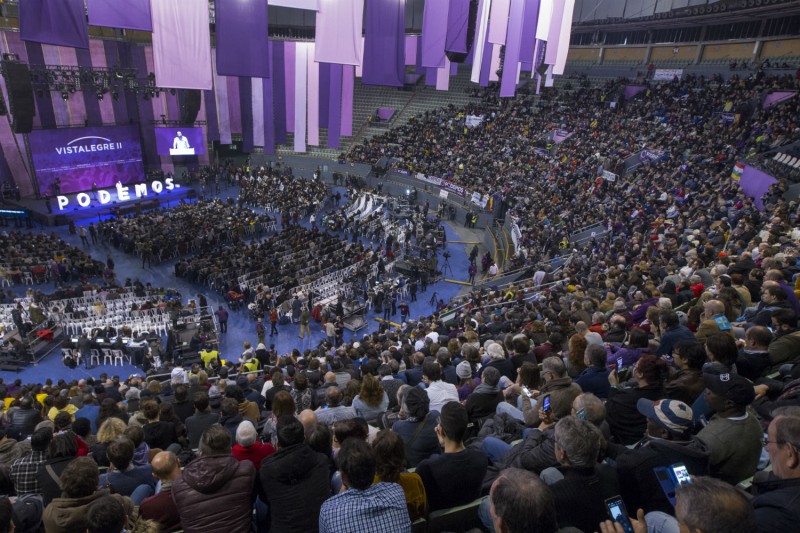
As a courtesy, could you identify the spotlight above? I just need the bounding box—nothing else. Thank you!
[169,88,176,95]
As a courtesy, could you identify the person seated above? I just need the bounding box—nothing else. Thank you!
[664,340,706,406]
[479,468,561,533]
[608,398,710,514]
[698,364,763,485]
[416,401,487,512]
[735,326,773,380]
[43,457,134,532]
[542,416,619,533]
[371,429,427,520]
[99,436,156,504]
[351,374,389,422]
[315,387,357,426]
[464,366,504,423]
[606,354,669,445]
[232,420,275,471]
[139,451,182,533]
[574,344,611,399]
[141,400,178,451]
[391,387,441,468]
[319,438,411,532]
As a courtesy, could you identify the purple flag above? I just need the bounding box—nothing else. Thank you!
[271,0,318,7]
[216,0,270,78]
[362,0,406,87]
[316,0,364,66]
[519,0,540,69]
[739,165,778,212]
[340,66,354,137]
[151,0,213,89]
[421,0,450,68]
[624,85,647,99]
[445,0,469,54]
[327,64,342,149]
[20,0,89,49]
[763,91,797,109]
[87,0,153,31]
[271,42,287,145]
[488,0,510,45]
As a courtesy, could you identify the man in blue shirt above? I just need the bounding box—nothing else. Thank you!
[574,344,611,399]
[319,438,411,533]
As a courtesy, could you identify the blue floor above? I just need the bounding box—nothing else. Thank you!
[3,185,479,385]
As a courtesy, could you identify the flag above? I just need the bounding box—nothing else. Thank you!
[731,161,745,181]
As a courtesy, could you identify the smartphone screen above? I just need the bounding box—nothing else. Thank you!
[542,394,551,413]
[521,386,532,398]
[605,496,634,533]
[672,463,692,486]
[617,357,624,370]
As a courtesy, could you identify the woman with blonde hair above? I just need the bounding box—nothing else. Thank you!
[352,374,389,421]
[91,417,127,467]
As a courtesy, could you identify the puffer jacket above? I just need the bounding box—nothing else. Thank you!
[7,407,43,440]
[259,443,331,533]
[43,490,132,533]
[172,454,256,533]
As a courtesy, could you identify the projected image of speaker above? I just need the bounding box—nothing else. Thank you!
[178,89,201,124]
[1,62,35,134]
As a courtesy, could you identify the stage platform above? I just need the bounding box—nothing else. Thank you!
[5,184,197,226]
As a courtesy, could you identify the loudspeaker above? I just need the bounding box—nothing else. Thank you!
[178,89,201,124]
[1,62,35,133]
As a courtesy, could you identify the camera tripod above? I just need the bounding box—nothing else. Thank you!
[440,252,453,277]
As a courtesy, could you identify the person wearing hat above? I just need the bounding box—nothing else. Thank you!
[697,364,763,484]
[607,398,711,514]
[390,387,441,468]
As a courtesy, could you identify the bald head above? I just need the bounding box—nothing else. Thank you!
[704,300,725,317]
[298,409,318,430]
[324,372,337,384]
[151,451,181,482]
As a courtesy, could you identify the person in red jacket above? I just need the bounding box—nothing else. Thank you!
[231,421,274,471]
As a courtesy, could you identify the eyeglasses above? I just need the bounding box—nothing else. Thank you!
[763,436,784,446]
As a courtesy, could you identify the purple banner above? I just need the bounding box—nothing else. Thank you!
[315,0,364,66]
[29,126,144,195]
[154,127,205,156]
[20,0,89,49]
[488,0,510,44]
[271,42,287,145]
[87,0,153,31]
[639,149,665,162]
[263,54,276,153]
[328,64,342,149]
[216,0,270,78]
[362,0,406,87]
[377,107,395,121]
[624,84,647,100]
[240,77,255,153]
[519,0,540,70]
[739,164,778,212]
[763,91,797,109]
[500,0,526,97]
[340,65,354,136]
[319,63,330,129]
[445,0,469,54]
[24,42,56,129]
[551,129,573,143]
[151,0,213,89]
[421,0,449,68]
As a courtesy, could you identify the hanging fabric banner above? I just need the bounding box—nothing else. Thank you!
[553,0,575,75]
[307,44,320,146]
[271,42,287,145]
[294,43,308,153]
[421,0,450,68]
[500,0,526,97]
[445,0,469,54]
[340,65,354,137]
[363,0,406,87]
[151,0,213,89]
[240,77,254,153]
[470,0,490,83]
[285,42,296,134]
[270,0,318,8]
[216,0,270,78]
[488,0,510,45]
[20,0,89,49]
[212,54,232,144]
[87,0,153,31]
[436,58,451,91]
[327,64,343,149]
[519,0,540,69]
[252,78,265,147]
[315,0,364,66]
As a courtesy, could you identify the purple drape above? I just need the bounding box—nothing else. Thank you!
[20,0,89,49]
[151,0,213,89]
[216,0,270,78]
[263,44,276,153]
[519,0,540,70]
[76,47,103,126]
[307,47,320,146]
[445,0,469,54]
[132,46,159,169]
[24,42,56,129]
[327,64,342,149]
[763,91,797,109]
[87,0,153,31]
[740,165,778,212]
[227,77,242,135]
[271,43,287,145]
[362,0,406,87]
[318,64,330,129]
[421,0,449,68]
[240,77,254,153]
[294,43,308,153]
[500,0,526,97]
[104,40,131,124]
[340,65,354,137]
[315,0,364,66]
[205,86,220,142]
[488,0,510,45]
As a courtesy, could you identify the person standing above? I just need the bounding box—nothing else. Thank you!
[299,307,310,339]
[79,226,89,247]
[216,305,229,334]
[269,307,279,337]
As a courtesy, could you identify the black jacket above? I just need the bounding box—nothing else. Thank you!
[550,465,620,533]
[751,475,800,533]
[7,407,43,441]
[606,385,663,445]
[611,436,711,514]
[259,443,331,533]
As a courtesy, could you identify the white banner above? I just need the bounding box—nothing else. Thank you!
[653,69,683,81]
[465,115,484,128]
[601,170,617,182]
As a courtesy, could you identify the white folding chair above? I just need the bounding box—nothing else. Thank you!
[90,349,102,367]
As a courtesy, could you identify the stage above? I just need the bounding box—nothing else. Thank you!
[4,182,197,227]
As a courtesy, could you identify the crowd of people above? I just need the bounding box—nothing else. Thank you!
[0,231,105,286]
[97,200,275,266]
[1,65,800,532]
[238,165,329,219]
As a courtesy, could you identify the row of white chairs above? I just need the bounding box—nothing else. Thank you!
[62,347,131,366]
[771,152,800,169]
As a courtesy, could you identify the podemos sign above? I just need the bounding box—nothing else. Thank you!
[56,178,180,211]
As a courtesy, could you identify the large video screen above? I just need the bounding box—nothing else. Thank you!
[154,127,204,156]
[29,125,144,196]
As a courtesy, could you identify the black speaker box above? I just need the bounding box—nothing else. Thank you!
[1,62,35,133]
[179,89,201,124]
